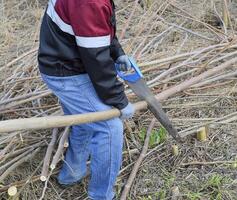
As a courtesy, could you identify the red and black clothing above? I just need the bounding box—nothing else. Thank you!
[38,0,128,109]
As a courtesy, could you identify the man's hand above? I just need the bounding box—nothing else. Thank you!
[116,55,132,71]
[120,103,135,120]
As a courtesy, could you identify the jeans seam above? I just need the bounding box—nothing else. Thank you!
[81,82,115,198]
[82,85,98,113]
[107,123,113,199]
[72,78,90,87]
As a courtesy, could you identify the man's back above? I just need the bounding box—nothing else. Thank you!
[38,0,115,77]
[38,0,128,109]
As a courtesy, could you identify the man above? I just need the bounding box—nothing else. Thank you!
[38,0,134,199]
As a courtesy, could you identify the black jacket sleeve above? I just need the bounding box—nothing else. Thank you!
[78,46,128,110]
[110,36,125,61]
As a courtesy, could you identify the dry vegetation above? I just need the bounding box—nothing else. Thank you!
[0,0,237,199]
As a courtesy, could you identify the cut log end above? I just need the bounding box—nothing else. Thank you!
[8,186,17,196]
[231,162,237,169]
[64,142,69,148]
[171,186,180,200]
[197,127,208,141]
[40,176,47,182]
[172,145,179,156]
[50,165,56,170]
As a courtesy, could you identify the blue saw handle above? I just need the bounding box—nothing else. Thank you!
[115,57,143,83]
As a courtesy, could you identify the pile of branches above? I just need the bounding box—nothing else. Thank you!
[0,0,237,199]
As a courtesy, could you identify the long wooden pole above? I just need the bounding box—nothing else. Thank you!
[0,57,236,133]
[0,102,146,133]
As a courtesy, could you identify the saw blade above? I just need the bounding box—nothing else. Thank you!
[127,79,181,141]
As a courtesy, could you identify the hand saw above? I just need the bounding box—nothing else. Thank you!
[115,57,181,141]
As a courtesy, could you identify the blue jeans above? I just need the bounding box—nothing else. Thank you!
[41,73,124,200]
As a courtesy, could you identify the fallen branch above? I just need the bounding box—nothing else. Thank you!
[0,148,34,173]
[0,141,44,165]
[50,127,70,170]
[180,160,237,166]
[39,170,53,200]
[40,128,58,181]
[0,171,57,193]
[0,91,49,106]
[179,111,237,137]
[0,137,15,160]
[0,57,236,133]
[0,91,52,112]
[119,0,139,40]
[120,118,156,200]
[0,48,38,73]
[0,148,40,183]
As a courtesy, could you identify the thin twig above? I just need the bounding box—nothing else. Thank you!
[120,118,156,200]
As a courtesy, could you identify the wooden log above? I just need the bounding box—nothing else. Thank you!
[0,57,236,133]
[40,128,58,182]
[50,127,70,170]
